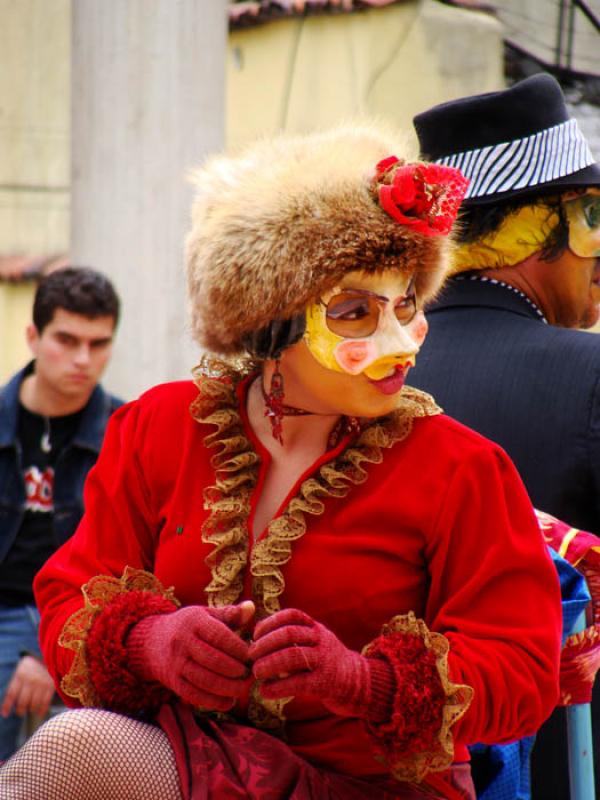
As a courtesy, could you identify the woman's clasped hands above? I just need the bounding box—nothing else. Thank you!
[126,603,392,718]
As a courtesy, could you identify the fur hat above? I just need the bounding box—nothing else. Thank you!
[186,124,465,356]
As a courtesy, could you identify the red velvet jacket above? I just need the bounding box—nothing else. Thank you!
[34,375,561,784]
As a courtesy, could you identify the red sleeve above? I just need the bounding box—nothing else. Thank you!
[424,440,562,747]
[34,398,165,706]
[356,437,562,780]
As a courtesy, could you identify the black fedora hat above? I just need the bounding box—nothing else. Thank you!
[413,74,600,206]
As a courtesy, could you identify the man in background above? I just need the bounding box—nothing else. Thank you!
[0,267,123,759]
[408,73,600,800]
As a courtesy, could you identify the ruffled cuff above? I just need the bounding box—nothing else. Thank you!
[362,612,473,783]
[58,567,180,712]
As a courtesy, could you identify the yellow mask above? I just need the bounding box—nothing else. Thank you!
[304,283,427,380]
[451,202,561,273]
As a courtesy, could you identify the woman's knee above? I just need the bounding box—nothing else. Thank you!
[0,707,181,800]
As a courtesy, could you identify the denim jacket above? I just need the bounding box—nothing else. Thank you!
[0,362,123,563]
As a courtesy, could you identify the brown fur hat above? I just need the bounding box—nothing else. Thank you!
[186,123,457,356]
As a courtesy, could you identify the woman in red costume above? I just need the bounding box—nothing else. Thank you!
[0,125,562,799]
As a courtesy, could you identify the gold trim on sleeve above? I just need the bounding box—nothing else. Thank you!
[58,567,180,706]
[367,611,474,782]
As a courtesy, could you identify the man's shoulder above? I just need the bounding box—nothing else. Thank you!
[543,324,600,348]
[430,301,600,369]
[93,383,125,414]
[525,325,600,371]
[0,365,29,426]
[0,364,28,398]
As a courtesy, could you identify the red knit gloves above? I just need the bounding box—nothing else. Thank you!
[250,608,395,721]
[127,601,255,712]
[127,604,396,721]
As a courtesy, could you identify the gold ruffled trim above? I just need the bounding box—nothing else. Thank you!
[373,611,474,782]
[59,567,180,706]
[247,683,291,737]
[191,358,260,608]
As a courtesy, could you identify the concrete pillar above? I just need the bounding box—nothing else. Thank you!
[71,0,227,399]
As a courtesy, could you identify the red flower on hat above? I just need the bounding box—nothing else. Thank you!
[374,156,469,236]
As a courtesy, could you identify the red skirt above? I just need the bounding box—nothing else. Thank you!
[157,703,475,800]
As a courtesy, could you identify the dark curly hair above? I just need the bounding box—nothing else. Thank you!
[33,267,120,333]
[457,193,570,263]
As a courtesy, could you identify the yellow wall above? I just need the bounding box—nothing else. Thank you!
[0,0,70,252]
[0,0,70,384]
[226,1,504,148]
[0,284,34,382]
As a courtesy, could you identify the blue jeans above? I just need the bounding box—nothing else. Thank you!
[0,604,41,761]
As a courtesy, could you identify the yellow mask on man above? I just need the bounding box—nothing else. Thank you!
[451,203,560,273]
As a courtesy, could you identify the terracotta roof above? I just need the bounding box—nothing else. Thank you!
[228,0,495,29]
[230,0,404,29]
[0,255,70,284]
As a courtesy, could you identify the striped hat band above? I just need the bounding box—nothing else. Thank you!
[435,118,595,200]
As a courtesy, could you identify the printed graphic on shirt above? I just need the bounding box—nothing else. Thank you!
[23,466,55,513]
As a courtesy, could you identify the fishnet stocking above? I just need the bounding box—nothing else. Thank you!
[0,709,181,800]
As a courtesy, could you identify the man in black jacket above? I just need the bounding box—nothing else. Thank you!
[0,267,122,759]
[408,73,600,800]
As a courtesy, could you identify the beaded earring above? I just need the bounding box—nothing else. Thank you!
[262,360,312,445]
[263,360,285,444]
